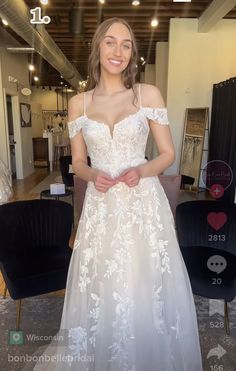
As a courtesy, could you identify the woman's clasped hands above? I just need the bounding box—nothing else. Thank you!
[93,167,141,193]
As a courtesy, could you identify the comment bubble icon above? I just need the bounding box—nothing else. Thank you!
[207,255,227,274]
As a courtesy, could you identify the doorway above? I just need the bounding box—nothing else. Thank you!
[6,95,16,178]
[4,91,23,180]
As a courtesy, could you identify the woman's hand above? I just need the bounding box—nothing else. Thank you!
[115,167,141,187]
[93,170,118,193]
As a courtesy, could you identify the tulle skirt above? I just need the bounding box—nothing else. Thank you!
[24,176,203,371]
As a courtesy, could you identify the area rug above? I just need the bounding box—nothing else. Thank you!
[0,295,64,371]
[0,295,235,370]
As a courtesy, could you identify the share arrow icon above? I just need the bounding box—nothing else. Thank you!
[207,344,227,360]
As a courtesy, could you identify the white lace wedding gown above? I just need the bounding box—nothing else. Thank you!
[0,159,12,204]
[28,94,203,371]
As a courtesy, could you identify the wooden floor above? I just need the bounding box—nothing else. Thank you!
[11,167,50,201]
[0,168,76,297]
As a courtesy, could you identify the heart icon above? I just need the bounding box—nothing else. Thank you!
[207,212,228,231]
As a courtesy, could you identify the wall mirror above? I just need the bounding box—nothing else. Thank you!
[179,108,209,192]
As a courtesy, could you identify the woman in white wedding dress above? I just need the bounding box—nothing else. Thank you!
[29,17,203,371]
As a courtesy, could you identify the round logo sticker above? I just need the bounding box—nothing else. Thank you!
[201,160,233,191]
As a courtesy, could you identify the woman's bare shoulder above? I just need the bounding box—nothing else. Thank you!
[140,83,165,108]
[68,92,84,121]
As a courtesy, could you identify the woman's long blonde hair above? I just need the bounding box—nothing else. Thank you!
[86,17,139,93]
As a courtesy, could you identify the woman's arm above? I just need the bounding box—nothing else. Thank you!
[68,94,117,192]
[137,84,175,178]
[68,94,97,182]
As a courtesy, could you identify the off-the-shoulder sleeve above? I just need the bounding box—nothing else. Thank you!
[142,107,169,125]
[67,117,84,138]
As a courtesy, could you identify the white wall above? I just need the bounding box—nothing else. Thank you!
[156,42,169,102]
[143,64,155,160]
[166,18,236,174]
[31,87,74,111]
[140,71,145,83]
[145,42,169,162]
[0,54,8,167]
[0,47,34,178]
[31,101,43,138]
[144,64,155,85]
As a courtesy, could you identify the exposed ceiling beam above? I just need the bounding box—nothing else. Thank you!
[198,0,236,32]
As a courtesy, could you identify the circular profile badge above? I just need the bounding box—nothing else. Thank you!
[201,160,233,193]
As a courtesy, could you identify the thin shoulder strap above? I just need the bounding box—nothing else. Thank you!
[83,92,86,116]
[138,83,142,107]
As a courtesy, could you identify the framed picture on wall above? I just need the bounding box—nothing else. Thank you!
[20,103,32,127]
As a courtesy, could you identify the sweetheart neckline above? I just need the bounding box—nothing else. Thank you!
[84,108,143,139]
[70,106,168,140]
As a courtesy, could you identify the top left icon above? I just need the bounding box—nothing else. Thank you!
[30,7,51,25]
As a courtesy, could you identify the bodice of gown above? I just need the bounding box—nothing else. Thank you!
[68,107,169,178]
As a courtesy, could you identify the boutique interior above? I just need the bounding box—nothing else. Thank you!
[0,1,236,370]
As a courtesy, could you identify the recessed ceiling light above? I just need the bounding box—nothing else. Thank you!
[29,64,35,71]
[98,0,105,4]
[60,81,63,85]
[2,19,8,26]
[40,0,49,5]
[173,1,191,2]
[151,18,158,27]
[140,56,144,61]
[34,76,39,82]
[132,0,140,6]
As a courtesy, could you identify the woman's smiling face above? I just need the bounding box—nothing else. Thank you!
[99,22,133,75]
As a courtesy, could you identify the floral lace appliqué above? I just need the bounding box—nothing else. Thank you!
[108,291,135,371]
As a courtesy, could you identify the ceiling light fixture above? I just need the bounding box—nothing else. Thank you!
[151,18,158,27]
[40,0,49,5]
[2,19,8,26]
[34,76,39,82]
[132,1,140,6]
[99,0,106,4]
[29,64,35,71]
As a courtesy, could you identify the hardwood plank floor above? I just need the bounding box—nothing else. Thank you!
[11,167,50,201]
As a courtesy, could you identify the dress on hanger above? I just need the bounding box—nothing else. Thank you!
[28,84,203,371]
[0,159,12,205]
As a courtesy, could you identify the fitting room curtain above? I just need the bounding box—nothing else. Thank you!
[208,77,236,203]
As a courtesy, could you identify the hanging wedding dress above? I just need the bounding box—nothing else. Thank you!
[25,85,203,371]
[0,159,12,205]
